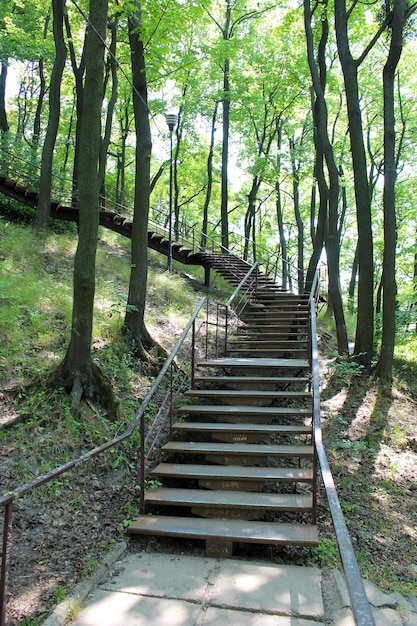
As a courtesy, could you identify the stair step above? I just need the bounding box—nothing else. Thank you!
[128,516,318,547]
[144,487,313,511]
[152,463,315,483]
[193,375,310,386]
[242,312,309,319]
[227,340,306,346]
[172,421,311,435]
[196,357,309,369]
[162,441,313,457]
[226,348,307,356]
[184,389,311,400]
[178,405,311,419]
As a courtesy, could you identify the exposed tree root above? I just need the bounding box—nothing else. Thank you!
[47,358,119,420]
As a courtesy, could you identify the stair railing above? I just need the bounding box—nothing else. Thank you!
[308,269,375,626]
[0,148,299,289]
[0,294,228,626]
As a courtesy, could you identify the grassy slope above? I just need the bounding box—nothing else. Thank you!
[0,217,416,619]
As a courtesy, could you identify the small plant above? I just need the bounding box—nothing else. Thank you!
[18,618,44,626]
[54,585,66,603]
[81,556,99,579]
[123,501,140,527]
[109,294,138,320]
[329,354,365,387]
[63,597,83,624]
[307,538,340,569]
[145,479,162,490]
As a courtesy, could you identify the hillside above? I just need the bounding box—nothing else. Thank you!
[0,218,416,624]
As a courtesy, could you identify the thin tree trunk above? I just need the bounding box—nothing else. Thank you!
[305,0,348,353]
[35,0,67,229]
[335,0,375,367]
[57,0,113,412]
[275,120,289,289]
[98,17,119,205]
[201,101,218,250]
[124,0,154,357]
[0,59,8,133]
[376,0,406,381]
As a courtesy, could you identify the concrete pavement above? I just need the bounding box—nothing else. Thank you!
[42,543,417,625]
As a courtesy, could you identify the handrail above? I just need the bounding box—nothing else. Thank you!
[0,146,300,287]
[0,296,208,626]
[308,271,375,626]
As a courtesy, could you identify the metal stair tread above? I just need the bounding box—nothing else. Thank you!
[193,375,310,384]
[184,389,311,398]
[172,421,311,434]
[162,441,314,456]
[128,516,318,546]
[151,463,315,482]
[178,405,311,416]
[196,357,309,368]
[144,487,313,510]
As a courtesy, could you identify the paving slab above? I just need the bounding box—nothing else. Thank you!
[210,560,323,619]
[201,606,322,625]
[69,552,324,626]
[71,591,201,626]
[100,553,219,602]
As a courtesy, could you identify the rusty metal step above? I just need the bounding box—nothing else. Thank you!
[151,463,315,484]
[227,338,307,345]
[144,487,313,512]
[127,516,319,554]
[193,375,310,387]
[172,421,311,436]
[196,357,309,369]
[226,348,307,357]
[161,441,313,458]
[184,389,311,400]
[177,405,311,421]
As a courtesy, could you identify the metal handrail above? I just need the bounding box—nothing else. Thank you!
[0,147,298,287]
[0,296,209,626]
[308,270,375,626]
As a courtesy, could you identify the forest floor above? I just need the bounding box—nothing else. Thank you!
[1,219,417,624]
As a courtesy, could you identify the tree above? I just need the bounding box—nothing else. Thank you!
[304,0,348,354]
[376,0,416,380]
[334,0,391,368]
[55,0,114,412]
[123,0,154,359]
[35,0,67,229]
[0,60,9,132]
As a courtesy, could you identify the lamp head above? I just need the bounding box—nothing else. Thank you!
[165,112,178,132]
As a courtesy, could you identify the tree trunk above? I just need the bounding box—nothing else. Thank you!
[244,176,260,263]
[124,0,154,358]
[57,0,111,411]
[0,59,8,133]
[32,15,50,153]
[220,1,232,252]
[275,120,289,290]
[65,12,87,206]
[98,17,119,204]
[304,0,348,353]
[201,101,218,250]
[376,0,406,381]
[334,0,374,367]
[35,0,67,229]
[289,137,304,293]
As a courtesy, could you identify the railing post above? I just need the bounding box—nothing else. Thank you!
[0,499,13,626]
[224,305,229,355]
[191,319,196,388]
[140,414,145,514]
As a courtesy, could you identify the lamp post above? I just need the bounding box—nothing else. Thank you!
[165,112,178,272]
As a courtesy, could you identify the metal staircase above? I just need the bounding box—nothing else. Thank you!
[128,281,318,556]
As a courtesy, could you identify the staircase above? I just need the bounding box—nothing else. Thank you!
[128,282,318,557]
